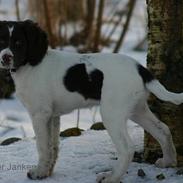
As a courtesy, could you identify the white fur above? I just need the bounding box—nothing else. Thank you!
[146,80,183,105]
[8,49,182,182]
[8,26,14,37]
[0,48,14,68]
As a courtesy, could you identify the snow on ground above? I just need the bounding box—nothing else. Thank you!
[0,131,182,183]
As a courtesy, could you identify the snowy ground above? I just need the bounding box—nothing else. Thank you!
[0,131,183,183]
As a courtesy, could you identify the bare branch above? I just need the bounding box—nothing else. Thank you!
[42,0,55,48]
[113,0,136,53]
[15,0,20,21]
[93,0,105,52]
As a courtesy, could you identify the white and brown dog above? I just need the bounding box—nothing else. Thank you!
[0,20,183,183]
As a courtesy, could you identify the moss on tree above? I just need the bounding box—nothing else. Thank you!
[145,0,183,166]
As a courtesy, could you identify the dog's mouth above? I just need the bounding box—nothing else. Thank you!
[0,57,17,72]
[0,63,16,72]
[0,49,15,71]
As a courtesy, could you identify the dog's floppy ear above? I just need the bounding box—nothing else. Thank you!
[21,20,48,66]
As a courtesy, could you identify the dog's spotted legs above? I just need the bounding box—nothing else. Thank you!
[27,111,58,180]
[49,116,60,173]
[97,102,134,183]
[131,103,177,168]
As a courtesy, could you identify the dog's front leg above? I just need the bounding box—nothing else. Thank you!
[27,112,59,180]
[49,116,60,173]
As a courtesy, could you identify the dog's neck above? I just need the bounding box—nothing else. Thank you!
[10,64,33,86]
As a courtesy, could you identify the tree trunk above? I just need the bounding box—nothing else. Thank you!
[144,0,183,166]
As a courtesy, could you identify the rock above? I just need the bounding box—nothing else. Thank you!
[137,169,146,178]
[90,122,105,130]
[1,137,22,145]
[176,169,183,175]
[60,127,84,137]
[156,173,165,180]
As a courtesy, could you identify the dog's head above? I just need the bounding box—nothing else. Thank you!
[0,20,48,71]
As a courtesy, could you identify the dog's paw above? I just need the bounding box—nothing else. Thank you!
[97,172,111,183]
[96,172,121,183]
[27,167,51,180]
[155,158,177,168]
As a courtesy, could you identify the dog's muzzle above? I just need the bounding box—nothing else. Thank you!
[1,54,13,66]
[0,48,14,69]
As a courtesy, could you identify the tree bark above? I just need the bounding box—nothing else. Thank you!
[145,0,183,166]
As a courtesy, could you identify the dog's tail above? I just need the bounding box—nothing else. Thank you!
[137,64,183,105]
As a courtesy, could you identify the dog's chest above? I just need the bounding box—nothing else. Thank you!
[14,79,34,110]
[11,67,40,110]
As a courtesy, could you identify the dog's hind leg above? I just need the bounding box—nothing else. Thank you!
[131,102,177,168]
[27,111,57,180]
[97,103,134,183]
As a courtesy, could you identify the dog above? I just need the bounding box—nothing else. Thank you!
[0,20,182,183]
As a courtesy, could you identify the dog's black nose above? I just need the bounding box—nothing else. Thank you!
[2,54,13,65]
